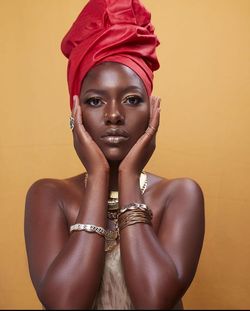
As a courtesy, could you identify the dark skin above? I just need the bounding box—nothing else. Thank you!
[24,62,205,310]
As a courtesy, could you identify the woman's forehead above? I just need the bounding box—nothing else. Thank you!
[81,62,146,92]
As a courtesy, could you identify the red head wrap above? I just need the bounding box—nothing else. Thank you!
[61,0,160,110]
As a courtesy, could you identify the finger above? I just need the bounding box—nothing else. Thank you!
[149,95,157,123]
[72,95,78,115]
[133,98,160,149]
[70,96,80,144]
[71,95,83,136]
[73,95,95,145]
[75,96,82,126]
[70,95,78,130]
[146,97,161,136]
[150,97,161,129]
[72,95,86,131]
[69,95,77,131]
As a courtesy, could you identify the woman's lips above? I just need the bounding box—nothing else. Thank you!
[101,128,129,145]
[101,136,129,144]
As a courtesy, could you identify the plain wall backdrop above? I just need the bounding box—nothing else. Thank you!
[0,0,250,309]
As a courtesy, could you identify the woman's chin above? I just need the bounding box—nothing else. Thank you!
[103,148,128,163]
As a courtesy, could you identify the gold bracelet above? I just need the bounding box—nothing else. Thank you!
[119,202,152,217]
[118,209,153,231]
[70,223,106,238]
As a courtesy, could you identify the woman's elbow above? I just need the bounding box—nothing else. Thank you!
[37,282,93,310]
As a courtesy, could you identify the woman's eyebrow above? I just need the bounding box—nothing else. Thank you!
[122,85,143,92]
[82,89,107,96]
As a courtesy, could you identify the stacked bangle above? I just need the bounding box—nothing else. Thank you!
[118,202,153,231]
[69,203,153,239]
[119,202,153,218]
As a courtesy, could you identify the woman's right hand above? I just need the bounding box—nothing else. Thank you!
[71,95,109,175]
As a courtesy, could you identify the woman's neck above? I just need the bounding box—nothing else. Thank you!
[108,161,120,192]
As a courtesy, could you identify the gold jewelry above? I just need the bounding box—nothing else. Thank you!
[118,208,153,231]
[119,202,153,218]
[69,223,120,252]
[108,171,147,200]
[106,172,147,214]
[107,198,119,211]
[69,116,74,130]
[83,171,147,210]
[83,171,148,252]
[149,125,156,131]
[145,124,157,135]
[70,223,106,237]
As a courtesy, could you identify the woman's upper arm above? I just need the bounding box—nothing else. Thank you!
[24,179,69,291]
[157,178,205,290]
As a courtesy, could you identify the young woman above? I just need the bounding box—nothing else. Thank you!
[24,1,205,309]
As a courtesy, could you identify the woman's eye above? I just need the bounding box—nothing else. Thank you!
[124,96,142,106]
[85,97,103,107]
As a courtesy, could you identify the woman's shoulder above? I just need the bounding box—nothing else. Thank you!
[25,174,85,208]
[147,171,203,191]
[146,172,204,209]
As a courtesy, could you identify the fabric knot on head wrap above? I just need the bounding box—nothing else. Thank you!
[61,0,160,110]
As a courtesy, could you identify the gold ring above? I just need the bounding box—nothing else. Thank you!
[69,116,74,130]
[149,125,156,131]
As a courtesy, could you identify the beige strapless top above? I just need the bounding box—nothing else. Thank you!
[92,245,134,309]
[41,244,183,309]
[92,244,184,310]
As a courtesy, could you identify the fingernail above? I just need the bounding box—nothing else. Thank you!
[73,95,77,110]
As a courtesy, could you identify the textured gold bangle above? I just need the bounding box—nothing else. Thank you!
[70,223,106,238]
[118,209,153,231]
[119,202,153,218]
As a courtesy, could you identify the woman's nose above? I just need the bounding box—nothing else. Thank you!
[104,102,125,125]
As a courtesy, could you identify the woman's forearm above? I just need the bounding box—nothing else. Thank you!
[120,223,182,309]
[118,172,182,309]
[38,172,109,309]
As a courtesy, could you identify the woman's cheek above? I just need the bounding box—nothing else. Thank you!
[82,111,96,131]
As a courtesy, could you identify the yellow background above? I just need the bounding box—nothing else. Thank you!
[1,0,249,309]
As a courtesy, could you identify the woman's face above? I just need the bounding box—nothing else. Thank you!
[80,62,150,162]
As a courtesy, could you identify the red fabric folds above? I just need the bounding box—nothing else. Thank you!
[61,0,160,110]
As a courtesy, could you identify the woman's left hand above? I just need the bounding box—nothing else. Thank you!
[119,96,161,176]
